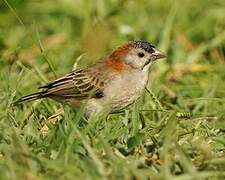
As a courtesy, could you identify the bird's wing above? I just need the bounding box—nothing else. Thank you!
[39,68,105,100]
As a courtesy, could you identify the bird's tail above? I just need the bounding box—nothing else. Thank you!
[12,92,43,106]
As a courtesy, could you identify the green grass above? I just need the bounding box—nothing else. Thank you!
[1,0,225,179]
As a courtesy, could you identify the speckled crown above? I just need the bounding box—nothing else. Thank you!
[130,40,155,53]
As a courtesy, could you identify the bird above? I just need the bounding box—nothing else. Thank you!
[13,40,166,117]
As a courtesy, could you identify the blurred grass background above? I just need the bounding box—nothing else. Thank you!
[0,0,225,179]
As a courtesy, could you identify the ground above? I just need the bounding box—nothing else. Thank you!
[0,0,225,179]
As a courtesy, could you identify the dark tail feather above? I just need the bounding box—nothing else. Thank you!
[12,92,43,106]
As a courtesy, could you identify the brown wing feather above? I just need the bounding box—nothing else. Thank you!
[39,68,105,100]
[13,61,111,105]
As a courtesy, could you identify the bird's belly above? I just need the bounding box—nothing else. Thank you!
[111,92,141,111]
[102,73,148,111]
[84,71,148,117]
[108,84,144,111]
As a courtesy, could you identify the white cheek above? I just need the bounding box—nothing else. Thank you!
[125,55,136,64]
[125,55,146,69]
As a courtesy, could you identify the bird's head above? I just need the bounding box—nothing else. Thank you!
[106,40,166,71]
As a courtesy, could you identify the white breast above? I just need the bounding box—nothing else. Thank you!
[85,68,150,116]
[106,70,148,109]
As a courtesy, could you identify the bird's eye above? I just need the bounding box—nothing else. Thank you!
[137,52,145,58]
